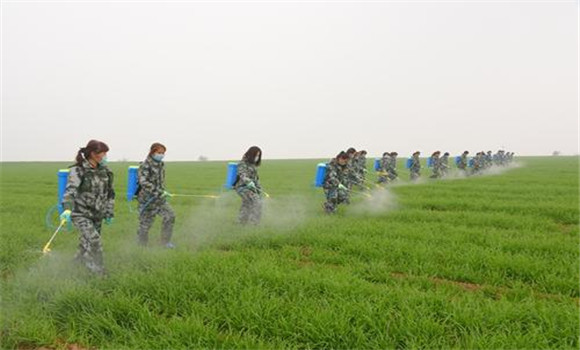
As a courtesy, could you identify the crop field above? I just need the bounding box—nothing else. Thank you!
[0,156,578,349]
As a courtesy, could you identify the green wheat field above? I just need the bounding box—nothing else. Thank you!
[1,156,578,349]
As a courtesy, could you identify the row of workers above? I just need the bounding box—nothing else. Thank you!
[56,140,514,275]
[58,140,262,276]
[320,148,515,214]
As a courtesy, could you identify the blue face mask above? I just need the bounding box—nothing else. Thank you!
[99,156,108,166]
[152,154,164,162]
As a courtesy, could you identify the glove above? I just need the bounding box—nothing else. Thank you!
[162,190,173,198]
[60,209,72,223]
[338,184,348,191]
[104,217,114,225]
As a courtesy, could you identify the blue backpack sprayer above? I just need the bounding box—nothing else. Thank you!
[314,163,327,188]
[44,169,72,231]
[374,158,381,172]
[224,162,238,190]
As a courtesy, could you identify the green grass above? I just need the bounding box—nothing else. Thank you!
[1,156,578,349]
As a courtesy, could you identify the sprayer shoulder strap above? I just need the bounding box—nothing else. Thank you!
[72,165,87,190]
[74,165,114,193]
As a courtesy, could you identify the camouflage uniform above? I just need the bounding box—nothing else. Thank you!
[137,156,175,246]
[62,160,115,275]
[377,155,390,184]
[457,154,468,170]
[410,155,421,181]
[439,154,449,177]
[493,153,500,166]
[495,151,505,166]
[347,155,362,187]
[323,159,350,213]
[472,153,483,174]
[387,154,398,181]
[430,154,441,178]
[484,152,493,169]
[234,160,263,224]
[356,154,367,185]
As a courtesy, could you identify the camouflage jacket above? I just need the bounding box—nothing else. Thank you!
[458,155,468,169]
[323,159,349,190]
[472,155,483,169]
[411,155,421,172]
[62,160,115,220]
[388,155,398,172]
[439,155,449,169]
[357,155,367,174]
[485,154,493,167]
[431,155,440,169]
[138,156,167,202]
[234,160,261,192]
[379,156,390,172]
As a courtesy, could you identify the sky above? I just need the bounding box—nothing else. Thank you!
[1,0,578,161]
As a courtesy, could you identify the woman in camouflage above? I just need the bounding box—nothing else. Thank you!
[233,146,264,225]
[429,151,441,179]
[410,151,422,181]
[60,140,115,276]
[136,143,176,248]
[323,151,350,214]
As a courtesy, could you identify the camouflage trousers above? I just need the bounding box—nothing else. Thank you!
[324,188,350,214]
[72,216,105,275]
[236,189,262,225]
[138,200,175,246]
[410,169,421,181]
[430,167,441,179]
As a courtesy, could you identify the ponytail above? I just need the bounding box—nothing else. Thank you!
[75,147,87,166]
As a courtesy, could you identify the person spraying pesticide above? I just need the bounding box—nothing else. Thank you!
[136,143,176,248]
[60,140,115,276]
[323,151,351,214]
[233,146,265,225]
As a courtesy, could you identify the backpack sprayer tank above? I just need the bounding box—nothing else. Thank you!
[314,163,327,187]
[127,166,139,201]
[224,162,238,189]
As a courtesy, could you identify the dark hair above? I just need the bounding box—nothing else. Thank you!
[391,152,398,156]
[382,152,389,157]
[75,140,109,165]
[346,147,357,154]
[243,146,262,166]
[336,151,349,160]
[360,150,367,155]
[149,142,167,156]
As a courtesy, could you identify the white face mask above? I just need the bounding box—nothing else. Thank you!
[254,155,260,163]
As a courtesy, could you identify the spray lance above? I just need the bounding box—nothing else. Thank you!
[42,219,67,254]
[169,193,220,199]
[139,190,220,214]
[338,183,371,199]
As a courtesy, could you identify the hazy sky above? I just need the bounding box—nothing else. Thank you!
[2,1,578,161]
